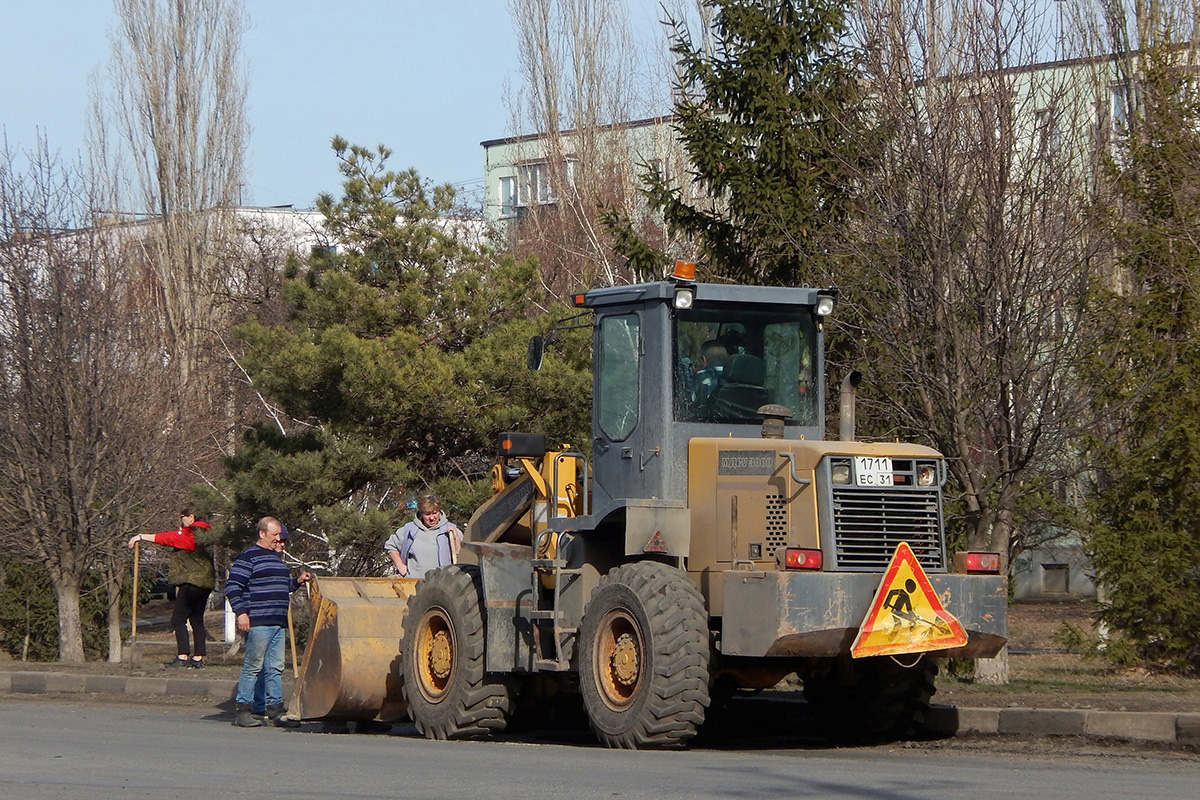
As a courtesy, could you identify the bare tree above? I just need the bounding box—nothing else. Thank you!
[0,140,196,662]
[97,0,249,384]
[505,0,684,291]
[844,0,1108,682]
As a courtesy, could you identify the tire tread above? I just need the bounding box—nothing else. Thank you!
[401,565,512,740]
[580,561,710,749]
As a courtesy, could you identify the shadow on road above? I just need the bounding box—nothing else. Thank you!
[256,693,936,751]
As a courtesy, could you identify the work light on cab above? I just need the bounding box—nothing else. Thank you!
[670,261,696,309]
[815,292,836,318]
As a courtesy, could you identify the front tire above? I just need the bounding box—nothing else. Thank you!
[578,562,710,749]
[401,565,512,740]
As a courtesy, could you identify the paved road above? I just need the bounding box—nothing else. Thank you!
[1,697,1196,800]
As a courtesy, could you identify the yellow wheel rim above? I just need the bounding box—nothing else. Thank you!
[594,608,644,710]
[415,607,455,703]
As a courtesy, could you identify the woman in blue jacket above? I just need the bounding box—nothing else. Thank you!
[384,495,462,579]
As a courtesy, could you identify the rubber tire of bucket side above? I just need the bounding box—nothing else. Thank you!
[401,565,512,740]
[579,561,711,749]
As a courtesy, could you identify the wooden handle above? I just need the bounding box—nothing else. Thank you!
[131,540,140,641]
[287,602,299,679]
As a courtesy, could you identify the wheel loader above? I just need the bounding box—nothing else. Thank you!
[291,262,1007,747]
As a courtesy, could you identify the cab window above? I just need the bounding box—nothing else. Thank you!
[598,314,640,441]
[674,306,816,425]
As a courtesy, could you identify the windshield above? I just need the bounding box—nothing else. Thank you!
[674,304,818,425]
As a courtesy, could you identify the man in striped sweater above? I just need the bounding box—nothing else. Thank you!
[226,516,312,728]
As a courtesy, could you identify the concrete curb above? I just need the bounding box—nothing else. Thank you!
[926,704,1197,745]
[1,669,246,703]
[1,669,1195,746]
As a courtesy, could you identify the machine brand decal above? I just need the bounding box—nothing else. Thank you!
[851,542,968,658]
[718,450,775,476]
[643,531,668,553]
[472,476,534,539]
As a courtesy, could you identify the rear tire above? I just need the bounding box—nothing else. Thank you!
[801,655,937,742]
[401,565,512,740]
[579,562,710,749]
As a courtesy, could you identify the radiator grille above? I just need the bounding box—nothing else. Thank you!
[832,487,944,570]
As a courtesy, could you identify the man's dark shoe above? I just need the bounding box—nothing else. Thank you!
[165,657,190,669]
[266,703,300,728]
[250,707,268,719]
[233,703,263,728]
[188,659,204,669]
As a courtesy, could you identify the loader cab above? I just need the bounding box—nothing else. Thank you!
[580,280,830,513]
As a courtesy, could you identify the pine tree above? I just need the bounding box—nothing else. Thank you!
[622,0,867,285]
[218,140,591,572]
[1085,49,1200,672]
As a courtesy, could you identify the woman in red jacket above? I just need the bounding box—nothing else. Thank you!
[128,509,216,668]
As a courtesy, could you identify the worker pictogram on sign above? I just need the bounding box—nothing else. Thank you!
[850,542,967,658]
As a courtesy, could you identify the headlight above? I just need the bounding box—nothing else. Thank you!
[673,286,694,309]
[916,464,936,486]
[815,293,835,317]
[832,462,851,484]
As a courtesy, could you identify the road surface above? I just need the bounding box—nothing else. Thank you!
[0,696,1196,800]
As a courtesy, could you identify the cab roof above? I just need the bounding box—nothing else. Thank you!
[578,281,825,309]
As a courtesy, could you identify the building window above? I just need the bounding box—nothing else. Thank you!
[1042,563,1069,594]
[647,158,670,184]
[515,159,576,208]
[518,162,552,206]
[1110,83,1130,131]
[1034,107,1061,158]
[498,176,517,218]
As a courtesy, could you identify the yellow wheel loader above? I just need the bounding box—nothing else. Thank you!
[291,263,1007,747]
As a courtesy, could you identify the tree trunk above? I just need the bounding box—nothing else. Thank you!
[53,578,85,663]
[105,569,123,663]
[974,644,1010,685]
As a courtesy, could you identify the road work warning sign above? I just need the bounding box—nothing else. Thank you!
[850,542,967,658]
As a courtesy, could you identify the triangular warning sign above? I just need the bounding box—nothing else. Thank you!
[851,542,968,658]
[643,531,667,553]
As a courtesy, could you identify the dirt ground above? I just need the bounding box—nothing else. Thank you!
[4,598,1199,714]
[935,600,1200,712]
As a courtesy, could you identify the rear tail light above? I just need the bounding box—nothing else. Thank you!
[956,551,1001,574]
[783,548,823,570]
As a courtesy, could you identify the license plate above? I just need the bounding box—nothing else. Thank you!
[854,456,894,486]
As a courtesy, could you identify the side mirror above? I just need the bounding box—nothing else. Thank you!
[526,335,545,371]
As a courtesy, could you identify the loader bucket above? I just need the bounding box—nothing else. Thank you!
[290,575,418,722]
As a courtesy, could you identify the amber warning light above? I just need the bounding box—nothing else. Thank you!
[672,260,696,281]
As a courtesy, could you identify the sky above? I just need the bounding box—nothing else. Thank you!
[0,0,670,211]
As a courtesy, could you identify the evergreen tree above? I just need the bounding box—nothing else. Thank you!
[218,140,591,572]
[616,0,867,285]
[1085,49,1200,672]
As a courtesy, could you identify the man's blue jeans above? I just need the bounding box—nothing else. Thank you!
[236,625,285,707]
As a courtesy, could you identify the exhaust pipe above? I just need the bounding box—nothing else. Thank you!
[839,371,862,442]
